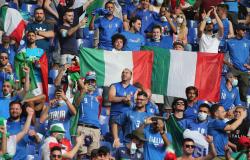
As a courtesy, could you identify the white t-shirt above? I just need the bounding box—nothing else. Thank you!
[7,135,17,156]
[41,136,58,160]
[183,129,209,158]
[199,33,221,53]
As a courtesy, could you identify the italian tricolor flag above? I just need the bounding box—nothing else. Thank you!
[0,5,26,43]
[80,47,224,102]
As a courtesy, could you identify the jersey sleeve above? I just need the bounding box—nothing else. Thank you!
[94,18,101,29]
[212,119,227,130]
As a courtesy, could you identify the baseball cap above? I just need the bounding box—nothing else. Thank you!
[126,128,147,142]
[85,71,96,81]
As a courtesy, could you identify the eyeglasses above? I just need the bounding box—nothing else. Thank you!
[185,145,195,149]
[52,154,62,158]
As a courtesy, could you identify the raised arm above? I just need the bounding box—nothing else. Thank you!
[213,7,224,38]
[224,110,246,131]
[59,90,76,115]
[40,99,56,123]
[82,0,95,11]
[165,11,176,33]
[75,83,88,108]
[61,18,87,37]
[16,107,34,143]
[16,66,30,97]
[198,9,213,38]
[89,14,97,30]
[202,136,217,160]
[54,65,67,86]
[157,119,171,147]
[23,94,46,111]
[63,134,84,159]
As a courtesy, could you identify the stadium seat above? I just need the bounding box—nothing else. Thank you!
[21,3,38,16]
[188,28,198,44]
[187,20,199,28]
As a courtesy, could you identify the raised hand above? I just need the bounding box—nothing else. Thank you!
[26,107,34,116]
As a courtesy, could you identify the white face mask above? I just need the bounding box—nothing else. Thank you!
[156,0,164,5]
[177,17,184,24]
[3,93,11,98]
[130,142,137,154]
[161,16,167,22]
[57,100,65,106]
[232,79,238,87]
[153,37,161,42]
[198,112,208,121]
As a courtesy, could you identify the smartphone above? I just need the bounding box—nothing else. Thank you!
[55,86,63,92]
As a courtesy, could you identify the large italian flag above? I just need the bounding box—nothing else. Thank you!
[0,5,26,43]
[79,47,224,102]
[80,48,154,89]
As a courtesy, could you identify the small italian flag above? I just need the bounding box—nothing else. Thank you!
[79,47,224,102]
[0,5,26,43]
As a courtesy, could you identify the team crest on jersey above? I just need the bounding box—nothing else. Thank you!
[244,43,247,48]
[221,92,226,100]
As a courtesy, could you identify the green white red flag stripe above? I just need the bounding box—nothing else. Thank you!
[80,47,224,102]
[79,48,153,89]
[0,5,26,43]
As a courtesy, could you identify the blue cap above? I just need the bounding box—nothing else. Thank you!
[85,71,96,80]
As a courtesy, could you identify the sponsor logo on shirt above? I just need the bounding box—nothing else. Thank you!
[49,110,66,120]
[148,135,164,147]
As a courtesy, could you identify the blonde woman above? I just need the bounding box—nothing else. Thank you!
[173,13,192,51]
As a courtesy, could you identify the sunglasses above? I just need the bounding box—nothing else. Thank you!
[185,144,195,149]
[52,154,62,158]
[176,102,185,105]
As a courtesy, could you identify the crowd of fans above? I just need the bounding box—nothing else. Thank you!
[0,0,250,159]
